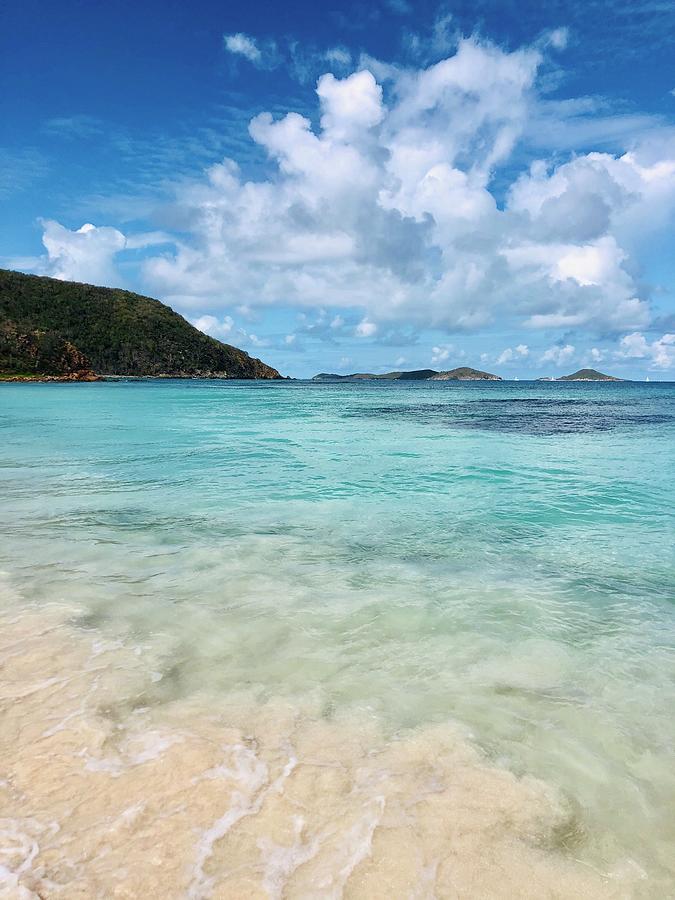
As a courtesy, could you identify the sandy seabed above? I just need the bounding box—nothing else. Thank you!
[0,602,645,900]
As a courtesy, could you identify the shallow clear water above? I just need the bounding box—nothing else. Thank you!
[1,379,674,897]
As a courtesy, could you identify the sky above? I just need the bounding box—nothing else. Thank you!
[1,0,675,379]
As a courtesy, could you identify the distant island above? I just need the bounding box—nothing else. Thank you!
[313,366,501,382]
[538,368,622,382]
[0,269,281,381]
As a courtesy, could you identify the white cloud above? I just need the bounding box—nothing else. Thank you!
[355,318,377,337]
[190,313,276,352]
[141,38,674,336]
[125,231,174,250]
[223,33,282,70]
[617,332,675,369]
[38,220,126,284]
[545,28,569,50]
[25,36,675,346]
[192,314,234,339]
[496,344,529,364]
[540,344,576,366]
[431,344,452,365]
[223,33,262,64]
[14,220,172,287]
[618,332,650,357]
[324,47,351,66]
[317,70,384,140]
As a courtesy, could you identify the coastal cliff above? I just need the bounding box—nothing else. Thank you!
[0,269,281,380]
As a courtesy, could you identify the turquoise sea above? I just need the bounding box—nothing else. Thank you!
[1,379,674,898]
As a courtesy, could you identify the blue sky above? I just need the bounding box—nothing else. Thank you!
[2,0,675,378]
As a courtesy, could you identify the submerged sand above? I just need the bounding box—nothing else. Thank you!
[0,600,649,900]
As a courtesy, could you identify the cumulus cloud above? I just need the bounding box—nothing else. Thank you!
[540,344,576,366]
[15,220,173,286]
[39,220,127,284]
[617,332,675,369]
[24,35,675,355]
[355,318,378,337]
[496,344,529,365]
[192,312,273,351]
[132,36,675,340]
[192,314,234,339]
[431,344,452,364]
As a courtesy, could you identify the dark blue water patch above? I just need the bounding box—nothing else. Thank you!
[345,400,675,435]
[471,398,597,405]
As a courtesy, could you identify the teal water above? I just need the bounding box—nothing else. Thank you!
[1,378,675,894]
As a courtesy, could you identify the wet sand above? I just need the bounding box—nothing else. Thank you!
[0,602,642,900]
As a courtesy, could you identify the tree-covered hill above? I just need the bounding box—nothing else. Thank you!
[558,369,622,381]
[0,269,281,379]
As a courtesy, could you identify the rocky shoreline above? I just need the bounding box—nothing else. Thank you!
[0,372,275,382]
[0,371,101,382]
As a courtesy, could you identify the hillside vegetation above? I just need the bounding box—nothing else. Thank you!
[558,369,622,381]
[0,269,280,379]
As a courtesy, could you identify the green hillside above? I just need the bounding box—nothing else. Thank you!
[0,269,280,379]
[430,367,501,380]
[558,369,622,381]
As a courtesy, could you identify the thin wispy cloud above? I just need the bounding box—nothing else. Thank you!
[42,115,106,139]
[224,33,263,64]
[223,32,282,69]
[0,147,49,197]
[384,0,412,14]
